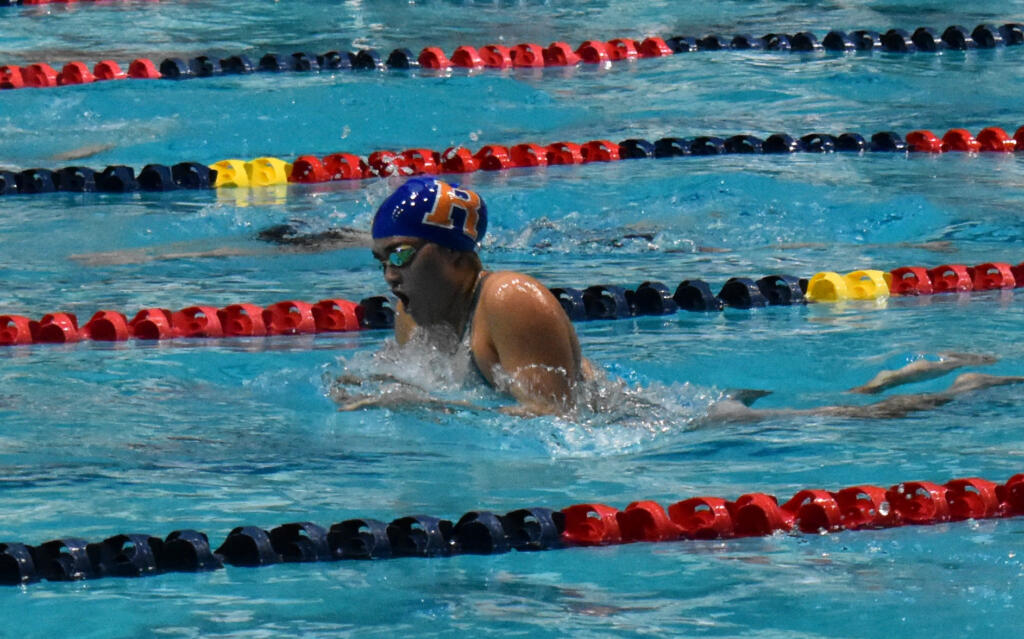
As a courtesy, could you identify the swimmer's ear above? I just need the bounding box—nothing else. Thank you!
[452,250,482,271]
[723,388,773,406]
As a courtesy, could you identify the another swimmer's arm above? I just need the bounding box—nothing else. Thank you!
[484,279,578,415]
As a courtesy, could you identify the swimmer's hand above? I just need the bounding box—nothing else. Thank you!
[330,374,475,412]
[498,402,563,417]
[335,392,475,412]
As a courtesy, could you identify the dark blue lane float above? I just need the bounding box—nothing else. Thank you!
[3,474,1023,586]
[0,162,216,196]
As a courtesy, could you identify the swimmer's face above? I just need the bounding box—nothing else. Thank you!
[372,236,459,325]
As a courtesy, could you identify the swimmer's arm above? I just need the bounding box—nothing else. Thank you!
[393,301,416,345]
[484,280,578,415]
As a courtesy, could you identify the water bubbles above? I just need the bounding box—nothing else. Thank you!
[878,501,891,517]
[326,331,718,457]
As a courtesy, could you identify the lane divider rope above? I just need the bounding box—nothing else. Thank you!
[2,23,1023,92]
[3,126,1024,198]
[2,259,1021,348]
[1,0,158,7]
[2,472,1022,585]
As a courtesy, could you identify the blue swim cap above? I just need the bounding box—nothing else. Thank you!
[372,177,487,252]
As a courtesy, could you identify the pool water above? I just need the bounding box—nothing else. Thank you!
[2,1,1024,637]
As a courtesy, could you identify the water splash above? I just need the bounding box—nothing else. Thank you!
[325,333,721,458]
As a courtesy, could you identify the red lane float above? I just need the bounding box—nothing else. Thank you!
[639,37,674,58]
[668,497,734,539]
[0,315,34,345]
[94,60,127,81]
[290,155,329,183]
[970,262,1017,290]
[127,58,161,79]
[834,485,896,529]
[576,40,611,64]
[977,126,1016,152]
[781,489,844,533]
[82,310,130,341]
[581,139,620,162]
[323,153,364,180]
[616,501,684,542]
[30,312,80,343]
[417,47,449,69]
[510,43,545,68]
[440,147,479,173]
[906,130,943,153]
[23,63,58,88]
[546,141,584,165]
[451,46,484,70]
[0,297,371,347]
[129,308,174,340]
[928,264,973,293]
[997,474,1024,514]
[561,474,1024,547]
[561,503,621,545]
[218,304,267,337]
[479,45,512,69]
[172,306,224,338]
[262,300,317,335]
[0,65,25,89]
[889,266,934,295]
[946,478,1001,520]
[543,42,580,66]
[510,143,548,167]
[942,128,981,152]
[608,38,640,61]
[475,145,513,171]
[312,299,362,332]
[886,261,1021,297]
[57,62,94,86]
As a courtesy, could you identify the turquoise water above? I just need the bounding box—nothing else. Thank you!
[2,1,1024,637]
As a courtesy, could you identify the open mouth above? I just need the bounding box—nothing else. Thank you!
[393,291,410,309]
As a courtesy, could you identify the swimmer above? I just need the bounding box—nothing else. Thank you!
[70,223,371,266]
[351,176,591,415]
[337,178,1024,420]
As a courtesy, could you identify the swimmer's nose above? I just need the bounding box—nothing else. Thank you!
[383,263,402,286]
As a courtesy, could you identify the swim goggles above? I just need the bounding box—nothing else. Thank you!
[381,243,418,269]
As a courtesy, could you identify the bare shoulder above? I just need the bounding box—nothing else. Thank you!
[473,270,582,405]
[475,270,565,329]
[479,271,562,316]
